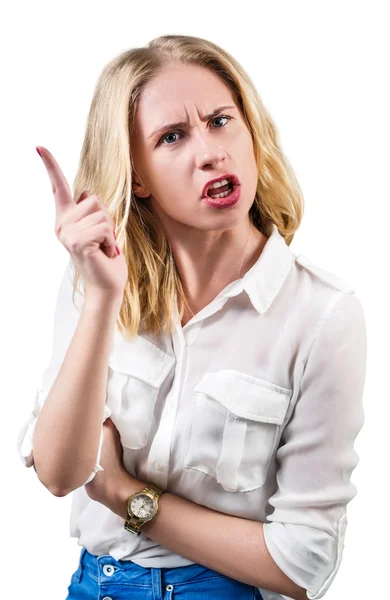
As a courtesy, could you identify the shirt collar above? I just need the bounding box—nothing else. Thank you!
[172,221,295,324]
[216,222,294,315]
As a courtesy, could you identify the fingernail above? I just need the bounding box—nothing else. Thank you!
[36,147,42,157]
[115,245,120,255]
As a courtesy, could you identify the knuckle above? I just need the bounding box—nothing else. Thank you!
[103,208,114,231]
[55,220,64,238]
[92,196,101,210]
[68,236,81,252]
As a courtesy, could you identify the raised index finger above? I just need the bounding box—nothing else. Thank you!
[36,146,74,214]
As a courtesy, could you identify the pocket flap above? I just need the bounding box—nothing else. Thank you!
[108,331,175,387]
[193,369,292,425]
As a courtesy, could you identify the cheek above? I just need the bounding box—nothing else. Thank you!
[240,142,259,197]
[238,129,256,154]
[231,129,256,163]
[149,181,192,221]
[155,159,189,199]
[154,173,183,205]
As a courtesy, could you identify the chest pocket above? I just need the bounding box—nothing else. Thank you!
[184,369,292,492]
[106,333,175,449]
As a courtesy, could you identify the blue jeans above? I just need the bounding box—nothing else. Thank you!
[66,547,264,599]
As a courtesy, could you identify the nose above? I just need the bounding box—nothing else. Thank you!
[193,131,228,170]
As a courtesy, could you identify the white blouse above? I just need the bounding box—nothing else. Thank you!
[16,223,367,600]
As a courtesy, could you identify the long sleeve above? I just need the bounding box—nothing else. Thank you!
[16,259,110,486]
[262,291,367,599]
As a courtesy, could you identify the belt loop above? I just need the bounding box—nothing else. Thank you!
[151,567,162,598]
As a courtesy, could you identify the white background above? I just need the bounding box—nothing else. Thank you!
[2,1,387,597]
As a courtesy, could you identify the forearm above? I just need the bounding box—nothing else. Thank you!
[33,292,122,492]
[104,474,307,600]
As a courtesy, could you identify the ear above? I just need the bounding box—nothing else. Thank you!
[132,170,151,199]
[132,180,151,199]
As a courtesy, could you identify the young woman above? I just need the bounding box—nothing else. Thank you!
[17,34,367,600]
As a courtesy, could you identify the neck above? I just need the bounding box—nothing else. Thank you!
[169,220,267,316]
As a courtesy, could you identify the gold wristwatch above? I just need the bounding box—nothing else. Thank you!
[124,484,165,536]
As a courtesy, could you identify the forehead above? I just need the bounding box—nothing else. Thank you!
[134,64,236,129]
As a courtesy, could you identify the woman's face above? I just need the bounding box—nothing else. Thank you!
[130,62,258,236]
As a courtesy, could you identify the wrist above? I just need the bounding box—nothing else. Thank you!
[106,471,148,520]
[84,291,123,315]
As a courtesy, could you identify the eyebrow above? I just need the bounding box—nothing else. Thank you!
[147,105,236,140]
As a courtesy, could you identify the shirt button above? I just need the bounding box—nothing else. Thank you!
[153,460,165,472]
[121,542,128,551]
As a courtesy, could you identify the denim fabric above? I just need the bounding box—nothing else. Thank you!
[65,547,264,599]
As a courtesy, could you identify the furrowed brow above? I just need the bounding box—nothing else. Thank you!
[147,105,236,140]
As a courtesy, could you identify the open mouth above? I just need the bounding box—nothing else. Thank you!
[203,174,240,199]
[202,176,241,208]
[207,180,234,199]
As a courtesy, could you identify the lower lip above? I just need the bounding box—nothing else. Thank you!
[202,185,241,209]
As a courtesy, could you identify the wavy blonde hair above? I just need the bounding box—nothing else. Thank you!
[70,34,304,341]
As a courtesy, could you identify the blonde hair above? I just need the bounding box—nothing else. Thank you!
[71,34,304,341]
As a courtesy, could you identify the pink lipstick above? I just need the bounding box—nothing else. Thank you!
[201,173,241,209]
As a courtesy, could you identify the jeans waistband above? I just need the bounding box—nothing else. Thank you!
[80,547,227,585]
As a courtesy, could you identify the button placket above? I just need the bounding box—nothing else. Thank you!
[184,321,203,346]
[145,330,185,485]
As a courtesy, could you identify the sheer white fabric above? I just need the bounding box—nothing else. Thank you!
[17,223,367,600]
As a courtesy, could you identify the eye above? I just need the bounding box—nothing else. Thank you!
[157,114,235,146]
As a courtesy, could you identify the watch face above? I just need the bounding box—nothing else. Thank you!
[130,494,154,518]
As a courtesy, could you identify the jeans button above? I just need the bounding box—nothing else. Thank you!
[103,565,116,576]
[102,597,113,600]
[166,584,174,591]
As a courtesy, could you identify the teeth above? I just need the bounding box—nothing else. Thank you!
[208,178,231,190]
[208,189,232,199]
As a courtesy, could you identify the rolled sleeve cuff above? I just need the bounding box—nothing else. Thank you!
[17,388,42,468]
[263,515,348,599]
[82,425,105,485]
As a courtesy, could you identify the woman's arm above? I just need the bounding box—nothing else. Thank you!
[32,271,122,493]
[75,420,306,599]
[97,472,308,600]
